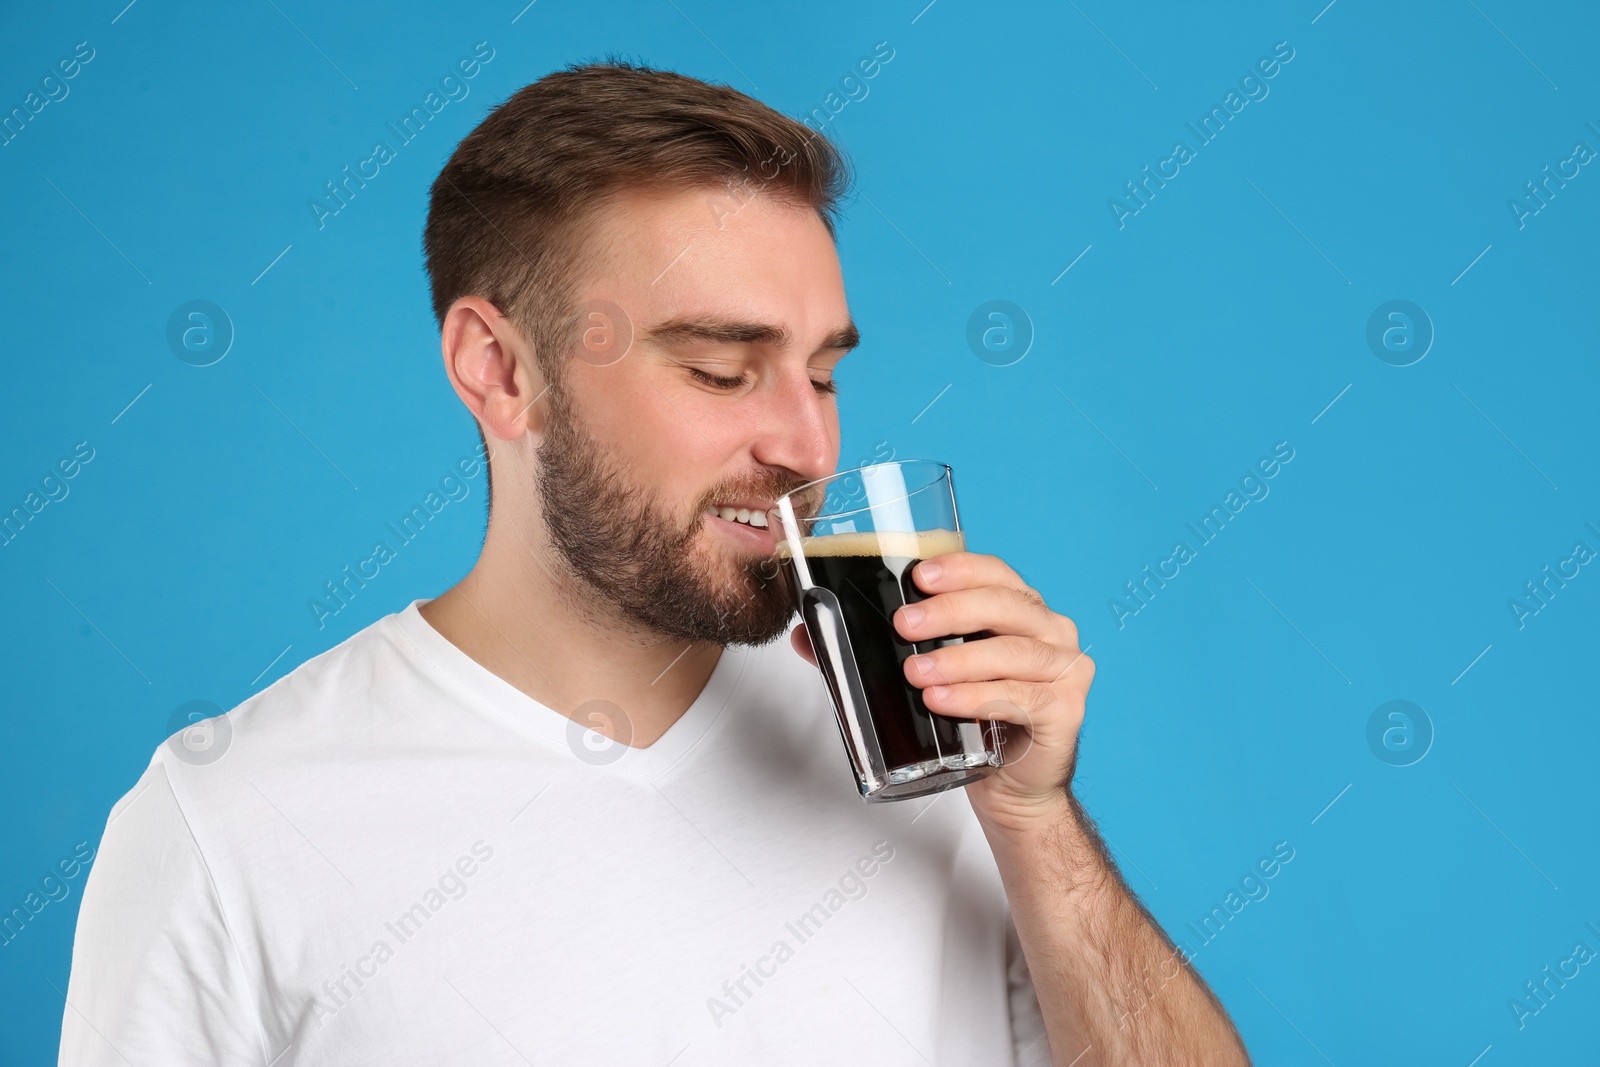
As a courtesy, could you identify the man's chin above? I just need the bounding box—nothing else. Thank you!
[701,574,796,647]
[729,610,798,647]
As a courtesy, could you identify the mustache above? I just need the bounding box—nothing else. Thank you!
[698,474,823,519]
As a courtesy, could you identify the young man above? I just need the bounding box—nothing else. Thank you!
[59,61,1249,1065]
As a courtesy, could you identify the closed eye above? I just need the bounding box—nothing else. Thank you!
[688,368,749,390]
[688,368,839,395]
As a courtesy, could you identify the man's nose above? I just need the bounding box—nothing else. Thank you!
[750,370,836,483]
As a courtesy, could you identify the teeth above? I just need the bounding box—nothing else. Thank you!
[709,504,770,530]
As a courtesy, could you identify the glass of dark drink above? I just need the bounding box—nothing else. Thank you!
[771,460,1005,802]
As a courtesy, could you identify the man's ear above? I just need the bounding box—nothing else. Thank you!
[439,296,551,443]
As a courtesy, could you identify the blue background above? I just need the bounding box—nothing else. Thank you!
[3,0,1597,1062]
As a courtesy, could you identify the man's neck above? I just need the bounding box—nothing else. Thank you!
[417,519,722,749]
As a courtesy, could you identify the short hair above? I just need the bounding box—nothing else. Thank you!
[423,57,853,501]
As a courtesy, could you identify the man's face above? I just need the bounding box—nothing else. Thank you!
[533,184,853,647]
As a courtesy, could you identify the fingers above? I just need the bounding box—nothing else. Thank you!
[903,633,1078,688]
[921,675,1089,739]
[919,677,1051,724]
[909,551,1031,597]
[790,623,818,667]
[895,584,1066,645]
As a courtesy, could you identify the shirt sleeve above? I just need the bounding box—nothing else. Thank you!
[58,757,262,1066]
[1005,907,1052,1067]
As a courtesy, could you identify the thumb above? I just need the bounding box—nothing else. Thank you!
[790,623,818,668]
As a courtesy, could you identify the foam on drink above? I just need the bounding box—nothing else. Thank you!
[775,528,965,561]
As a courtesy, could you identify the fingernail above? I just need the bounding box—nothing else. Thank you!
[918,560,942,583]
[910,654,932,676]
[900,605,924,628]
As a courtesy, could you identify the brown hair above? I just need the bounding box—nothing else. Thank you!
[423,58,852,501]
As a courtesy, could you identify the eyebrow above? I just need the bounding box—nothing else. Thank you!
[640,316,860,355]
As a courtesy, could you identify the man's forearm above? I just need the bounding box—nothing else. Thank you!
[980,791,1251,1067]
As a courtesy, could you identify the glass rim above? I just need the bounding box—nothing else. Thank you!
[774,459,952,523]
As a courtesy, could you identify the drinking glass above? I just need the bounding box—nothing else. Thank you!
[772,460,1005,802]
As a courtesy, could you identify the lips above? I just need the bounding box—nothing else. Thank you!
[704,508,779,551]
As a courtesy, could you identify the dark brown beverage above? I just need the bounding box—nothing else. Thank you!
[779,529,1004,792]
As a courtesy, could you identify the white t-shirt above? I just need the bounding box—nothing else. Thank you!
[60,600,1049,1066]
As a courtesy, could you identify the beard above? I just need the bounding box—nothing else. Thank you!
[534,385,805,648]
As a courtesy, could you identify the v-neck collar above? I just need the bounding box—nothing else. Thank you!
[386,598,749,782]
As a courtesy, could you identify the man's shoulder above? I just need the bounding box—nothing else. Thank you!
[235,605,410,732]
[153,603,418,790]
